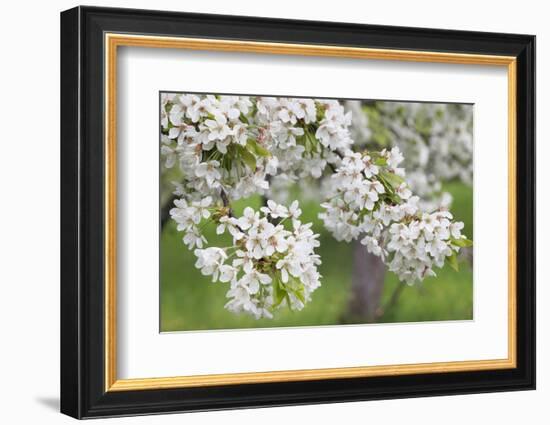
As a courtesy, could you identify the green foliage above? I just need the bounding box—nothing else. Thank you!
[247,139,270,157]
[446,251,459,272]
[452,238,474,248]
[234,144,257,171]
[379,170,405,188]
[363,105,393,147]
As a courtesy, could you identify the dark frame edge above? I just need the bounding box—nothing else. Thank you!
[60,6,83,420]
[515,34,536,391]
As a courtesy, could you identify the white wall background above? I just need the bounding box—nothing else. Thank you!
[0,0,545,423]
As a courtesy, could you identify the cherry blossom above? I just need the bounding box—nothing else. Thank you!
[320,149,471,285]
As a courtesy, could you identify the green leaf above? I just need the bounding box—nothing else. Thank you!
[282,276,306,305]
[242,150,257,170]
[380,171,405,188]
[451,238,473,248]
[247,139,270,157]
[272,278,286,308]
[383,192,402,204]
[446,252,459,272]
[293,287,306,304]
[235,145,257,171]
[315,102,325,121]
[374,157,387,166]
[377,174,396,196]
[300,130,318,154]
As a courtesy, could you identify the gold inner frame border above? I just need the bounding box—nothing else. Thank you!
[104,33,517,392]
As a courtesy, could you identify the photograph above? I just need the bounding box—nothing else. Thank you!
[159,93,474,332]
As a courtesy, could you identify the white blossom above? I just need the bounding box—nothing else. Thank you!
[320,149,469,285]
[201,202,322,318]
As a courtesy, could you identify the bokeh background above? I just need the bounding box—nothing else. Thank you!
[160,99,473,332]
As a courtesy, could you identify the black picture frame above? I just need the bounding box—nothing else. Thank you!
[61,5,536,419]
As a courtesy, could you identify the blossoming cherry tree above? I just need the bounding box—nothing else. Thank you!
[161,94,472,319]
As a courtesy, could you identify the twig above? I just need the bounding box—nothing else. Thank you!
[326,149,344,173]
[220,189,234,217]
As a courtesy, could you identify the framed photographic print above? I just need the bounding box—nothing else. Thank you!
[60,6,536,419]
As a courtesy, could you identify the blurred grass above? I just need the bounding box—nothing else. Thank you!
[160,181,473,332]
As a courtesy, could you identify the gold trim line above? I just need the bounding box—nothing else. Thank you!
[104,33,518,392]
[109,358,515,391]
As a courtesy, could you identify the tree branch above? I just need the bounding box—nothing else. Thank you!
[220,188,234,217]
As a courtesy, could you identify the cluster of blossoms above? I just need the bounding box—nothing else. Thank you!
[320,147,471,284]
[348,101,473,212]
[256,97,352,180]
[161,93,274,202]
[171,198,321,319]
[161,94,354,205]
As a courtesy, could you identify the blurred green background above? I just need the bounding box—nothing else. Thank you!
[160,181,473,332]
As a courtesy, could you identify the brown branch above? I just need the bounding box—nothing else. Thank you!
[220,189,234,217]
[220,188,248,234]
[326,149,344,173]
